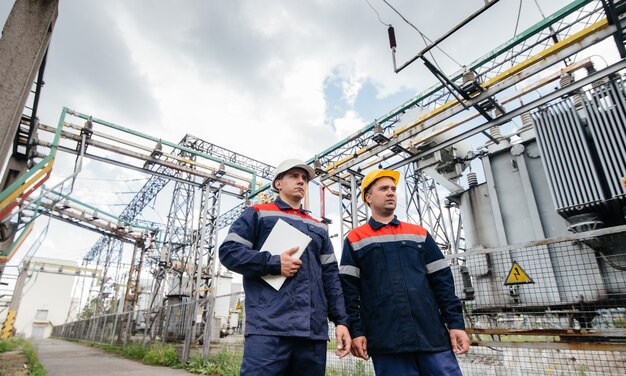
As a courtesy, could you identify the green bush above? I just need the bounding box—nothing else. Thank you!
[143,343,179,367]
[122,342,146,360]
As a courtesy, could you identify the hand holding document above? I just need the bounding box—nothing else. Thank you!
[260,219,312,290]
[280,246,302,277]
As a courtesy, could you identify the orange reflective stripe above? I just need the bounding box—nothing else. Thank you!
[347,222,427,244]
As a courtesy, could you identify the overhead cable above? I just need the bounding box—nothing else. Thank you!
[514,0,523,37]
[363,0,391,26]
[381,0,462,68]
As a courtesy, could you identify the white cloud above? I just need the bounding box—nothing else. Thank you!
[0,0,599,267]
[333,110,366,139]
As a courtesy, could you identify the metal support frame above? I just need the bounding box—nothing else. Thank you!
[5,1,625,368]
[314,0,602,183]
[420,56,500,144]
[389,59,626,171]
[601,0,626,57]
[338,173,368,238]
[181,183,222,362]
[93,239,122,317]
[198,185,222,360]
[404,163,451,252]
[161,176,196,298]
[118,238,148,342]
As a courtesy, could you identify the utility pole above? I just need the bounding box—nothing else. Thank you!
[0,0,59,280]
[0,259,30,339]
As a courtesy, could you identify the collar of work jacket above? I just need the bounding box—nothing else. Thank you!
[367,215,400,230]
[274,195,311,215]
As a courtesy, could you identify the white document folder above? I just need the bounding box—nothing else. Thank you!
[260,218,312,290]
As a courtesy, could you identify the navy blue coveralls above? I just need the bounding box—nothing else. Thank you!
[340,216,465,375]
[219,196,349,376]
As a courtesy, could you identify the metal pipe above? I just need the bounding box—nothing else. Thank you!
[62,121,253,184]
[66,108,257,175]
[38,124,248,189]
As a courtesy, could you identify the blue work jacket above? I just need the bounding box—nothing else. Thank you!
[219,196,348,340]
[339,216,464,354]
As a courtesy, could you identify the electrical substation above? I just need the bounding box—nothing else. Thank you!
[1,0,626,374]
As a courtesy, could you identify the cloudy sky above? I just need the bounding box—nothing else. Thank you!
[1,0,580,269]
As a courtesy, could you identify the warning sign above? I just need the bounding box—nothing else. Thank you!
[504,261,534,286]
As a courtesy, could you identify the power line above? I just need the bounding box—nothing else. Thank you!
[533,0,546,19]
[514,0,523,37]
[380,0,462,68]
[363,0,390,26]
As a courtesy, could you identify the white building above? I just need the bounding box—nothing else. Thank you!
[13,257,78,339]
[213,271,243,337]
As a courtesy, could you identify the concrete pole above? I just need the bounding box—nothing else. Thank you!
[0,0,58,172]
[0,0,59,281]
[0,259,30,339]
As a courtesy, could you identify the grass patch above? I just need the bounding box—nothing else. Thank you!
[143,342,178,367]
[186,350,242,376]
[326,358,373,376]
[123,342,147,360]
[0,338,20,352]
[87,341,176,366]
[82,340,245,375]
[0,337,47,375]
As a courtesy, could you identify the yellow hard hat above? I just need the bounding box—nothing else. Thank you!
[360,169,400,202]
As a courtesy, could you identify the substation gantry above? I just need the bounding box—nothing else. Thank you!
[311,0,626,354]
[1,0,626,364]
[313,0,626,250]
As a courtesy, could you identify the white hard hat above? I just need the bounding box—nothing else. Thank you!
[272,159,316,190]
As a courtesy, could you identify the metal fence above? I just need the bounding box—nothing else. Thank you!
[452,225,626,376]
[53,226,626,375]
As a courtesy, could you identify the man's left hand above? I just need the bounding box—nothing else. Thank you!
[335,324,351,358]
[449,329,470,354]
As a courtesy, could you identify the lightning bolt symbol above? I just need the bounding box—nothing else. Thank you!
[513,266,520,281]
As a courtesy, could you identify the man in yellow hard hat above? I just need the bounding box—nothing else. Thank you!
[339,169,470,375]
[219,158,351,376]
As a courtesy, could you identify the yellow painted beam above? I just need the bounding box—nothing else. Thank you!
[0,160,53,213]
[483,19,609,89]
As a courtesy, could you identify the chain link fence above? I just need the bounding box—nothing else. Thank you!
[53,226,626,375]
[452,225,626,376]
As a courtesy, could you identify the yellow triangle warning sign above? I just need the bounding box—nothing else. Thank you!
[504,261,534,286]
[236,299,242,310]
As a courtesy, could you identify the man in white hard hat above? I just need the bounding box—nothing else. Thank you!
[219,158,351,376]
[339,169,470,375]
